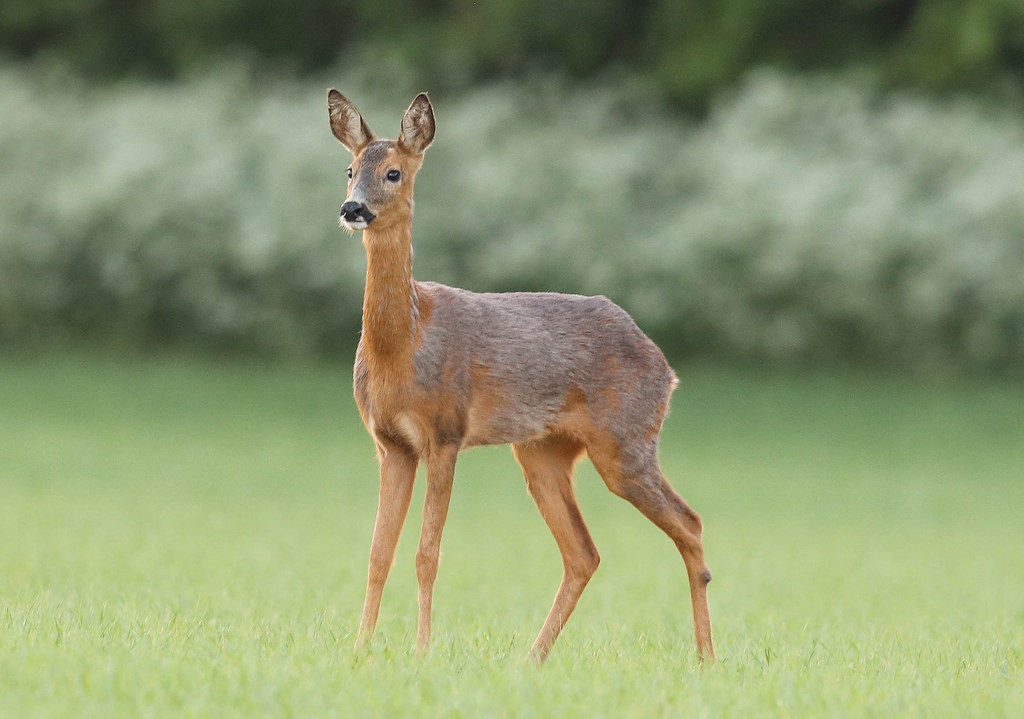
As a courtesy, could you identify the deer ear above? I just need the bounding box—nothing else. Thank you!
[397,93,435,154]
[328,89,375,155]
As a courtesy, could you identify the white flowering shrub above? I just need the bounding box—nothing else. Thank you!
[1,66,1022,369]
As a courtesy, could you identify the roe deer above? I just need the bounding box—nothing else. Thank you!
[328,90,714,662]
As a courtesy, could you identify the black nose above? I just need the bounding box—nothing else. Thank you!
[341,201,375,223]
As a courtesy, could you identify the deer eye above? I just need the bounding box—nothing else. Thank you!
[386,169,401,182]
[346,167,353,180]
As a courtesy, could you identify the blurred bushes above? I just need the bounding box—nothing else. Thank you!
[2,0,1024,109]
[0,69,367,356]
[1,66,1022,369]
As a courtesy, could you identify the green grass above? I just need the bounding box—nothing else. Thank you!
[1,356,1022,717]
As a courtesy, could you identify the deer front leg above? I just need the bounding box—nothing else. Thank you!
[415,443,458,654]
[356,444,417,649]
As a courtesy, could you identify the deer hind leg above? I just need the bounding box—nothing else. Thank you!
[356,442,418,648]
[415,443,458,654]
[588,438,715,661]
[512,436,599,663]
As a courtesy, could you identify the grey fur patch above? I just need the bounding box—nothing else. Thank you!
[349,141,398,212]
[411,282,675,473]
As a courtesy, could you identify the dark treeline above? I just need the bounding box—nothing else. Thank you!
[3,0,1023,108]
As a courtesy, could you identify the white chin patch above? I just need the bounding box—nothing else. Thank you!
[340,218,368,231]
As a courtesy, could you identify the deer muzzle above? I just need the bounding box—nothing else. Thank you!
[340,200,376,230]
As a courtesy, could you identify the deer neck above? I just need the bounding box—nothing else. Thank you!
[360,220,418,364]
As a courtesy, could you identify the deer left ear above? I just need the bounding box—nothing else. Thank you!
[398,93,435,154]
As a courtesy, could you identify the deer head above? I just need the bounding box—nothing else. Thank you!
[327,90,435,232]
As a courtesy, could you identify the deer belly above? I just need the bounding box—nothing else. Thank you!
[462,392,561,448]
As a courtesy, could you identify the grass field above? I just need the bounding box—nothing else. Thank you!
[1,356,1022,717]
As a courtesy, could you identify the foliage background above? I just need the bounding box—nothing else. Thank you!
[1,1,1023,370]
[4,0,1024,107]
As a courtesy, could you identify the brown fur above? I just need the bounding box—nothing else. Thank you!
[328,90,715,662]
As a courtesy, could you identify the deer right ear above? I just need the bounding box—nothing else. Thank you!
[328,89,375,155]
[398,93,435,155]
